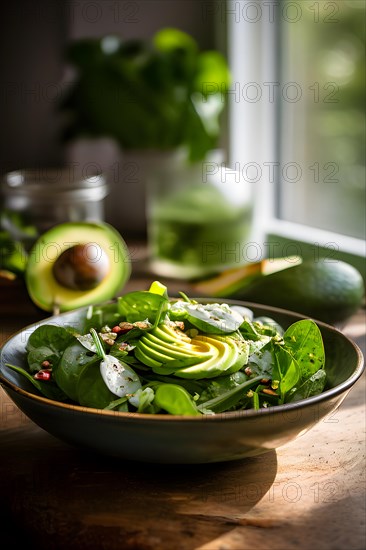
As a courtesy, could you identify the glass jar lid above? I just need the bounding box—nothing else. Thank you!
[2,168,109,203]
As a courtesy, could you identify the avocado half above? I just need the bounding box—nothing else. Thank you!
[25,221,131,312]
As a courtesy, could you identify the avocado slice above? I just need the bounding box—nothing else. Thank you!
[210,335,250,376]
[138,339,177,365]
[135,327,213,370]
[135,324,248,379]
[142,332,210,358]
[25,221,131,312]
[153,324,192,344]
[176,335,247,379]
[134,345,162,370]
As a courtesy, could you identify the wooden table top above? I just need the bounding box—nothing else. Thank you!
[0,248,365,550]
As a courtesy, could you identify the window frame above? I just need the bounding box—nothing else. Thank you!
[226,0,365,270]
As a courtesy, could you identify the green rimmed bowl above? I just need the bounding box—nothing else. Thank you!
[0,301,363,464]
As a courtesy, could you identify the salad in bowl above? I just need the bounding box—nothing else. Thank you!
[6,281,327,416]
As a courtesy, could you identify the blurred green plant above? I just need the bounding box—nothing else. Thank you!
[60,28,231,162]
[0,210,37,277]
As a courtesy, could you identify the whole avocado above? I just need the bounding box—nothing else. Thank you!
[230,259,365,325]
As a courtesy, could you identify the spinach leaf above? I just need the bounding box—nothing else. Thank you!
[53,342,98,402]
[141,372,208,395]
[286,369,327,402]
[283,319,325,380]
[170,301,244,334]
[89,328,142,401]
[0,231,28,275]
[238,319,262,341]
[6,364,68,401]
[27,346,61,373]
[253,317,284,337]
[109,344,145,368]
[153,384,202,416]
[197,371,248,404]
[104,396,129,411]
[26,325,75,373]
[271,342,301,403]
[83,302,120,333]
[247,344,274,378]
[117,291,169,324]
[197,375,263,413]
[76,361,117,409]
[134,387,157,413]
[117,326,150,346]
[0,209,36,275]
[26,325,75,354]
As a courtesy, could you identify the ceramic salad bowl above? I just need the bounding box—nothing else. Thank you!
[0,300,363,464]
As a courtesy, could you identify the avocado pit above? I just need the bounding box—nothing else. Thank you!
[52,243,110,290]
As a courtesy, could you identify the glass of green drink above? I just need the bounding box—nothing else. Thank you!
[146,154,254,279]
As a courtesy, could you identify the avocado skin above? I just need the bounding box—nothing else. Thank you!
[228,259,365,324]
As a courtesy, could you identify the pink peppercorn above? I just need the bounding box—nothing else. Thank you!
[34,370,52,381]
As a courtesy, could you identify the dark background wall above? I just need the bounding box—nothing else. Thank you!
[0,0,68,172]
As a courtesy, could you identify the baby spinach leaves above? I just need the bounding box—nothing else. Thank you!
[53,342,99,402]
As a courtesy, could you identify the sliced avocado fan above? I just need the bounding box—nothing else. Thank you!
[135,323,249,379]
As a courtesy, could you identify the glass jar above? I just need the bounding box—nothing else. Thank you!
[146,152,254,279]
[1,167,109,239]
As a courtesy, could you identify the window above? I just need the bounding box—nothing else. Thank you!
[227,0,365,265]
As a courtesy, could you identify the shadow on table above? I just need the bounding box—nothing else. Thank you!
[0,427,278,550]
